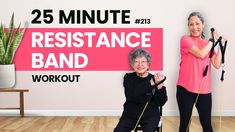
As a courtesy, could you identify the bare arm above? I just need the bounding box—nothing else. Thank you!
[211,49,222,69]
[189,41,213,59]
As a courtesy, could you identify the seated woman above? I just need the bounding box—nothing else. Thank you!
[114,48,168,132]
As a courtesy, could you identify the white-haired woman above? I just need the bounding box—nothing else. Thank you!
[114,48,168,132]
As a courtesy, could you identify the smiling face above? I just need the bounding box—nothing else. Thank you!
[132,56,149,76]
[188,16,204,39]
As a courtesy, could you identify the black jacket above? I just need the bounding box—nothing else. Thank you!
[122,72,168,120]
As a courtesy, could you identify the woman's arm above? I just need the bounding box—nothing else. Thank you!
[189,41,213,59]
[211,47,222,69]
[151,73,168,106]
[152,87,168,106]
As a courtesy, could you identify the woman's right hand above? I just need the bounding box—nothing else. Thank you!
[154,72,164,89]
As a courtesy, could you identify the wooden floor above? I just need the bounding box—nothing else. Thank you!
[0,116,234,132]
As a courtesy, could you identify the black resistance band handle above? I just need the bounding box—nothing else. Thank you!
[211,28,215,42]
[155,76,167,87]
[203,65,209,77]
[209,36,222,58]
[209,28,215,58]
[147,76,167,101]
[220,40,227,64]
[221,70,225,82]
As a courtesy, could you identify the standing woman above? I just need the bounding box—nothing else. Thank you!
[176,12,224,132]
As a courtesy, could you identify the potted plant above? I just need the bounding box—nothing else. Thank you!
[0,13,27,88]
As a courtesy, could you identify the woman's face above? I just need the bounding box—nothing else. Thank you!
[132,56,149,75]
[188,16,204,38]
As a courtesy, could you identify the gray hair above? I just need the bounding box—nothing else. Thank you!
[129,48,151,66]
[188,12,205,38]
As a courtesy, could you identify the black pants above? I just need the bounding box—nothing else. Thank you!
[114,113,159,132]
[176,85,213,132]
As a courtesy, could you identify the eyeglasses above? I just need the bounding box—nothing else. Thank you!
[134,60,148,65]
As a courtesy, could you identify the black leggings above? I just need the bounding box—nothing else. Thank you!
[176,85,213,132]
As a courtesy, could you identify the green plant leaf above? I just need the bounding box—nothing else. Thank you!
[2,33,7,51]
[0,13,27,65]
[0,24,4,39]
[4,22,27,64]
[0,24,7,52]
[0,39,5,64]
[5,13,14,52]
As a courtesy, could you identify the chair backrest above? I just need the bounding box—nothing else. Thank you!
[134,106,163,132]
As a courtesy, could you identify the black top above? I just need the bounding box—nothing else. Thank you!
[122,72,168,120]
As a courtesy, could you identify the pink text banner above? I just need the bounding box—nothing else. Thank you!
[15,28,163,71]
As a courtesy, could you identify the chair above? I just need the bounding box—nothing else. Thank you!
[134,106,163,132]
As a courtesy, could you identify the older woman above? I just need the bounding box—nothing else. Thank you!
[114,48,168,132]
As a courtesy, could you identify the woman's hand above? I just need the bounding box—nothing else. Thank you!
[211,31,228,69]
[212,30,220,40]
[154,72,164,89]
[212,30,228,43]
[221,36,228,43]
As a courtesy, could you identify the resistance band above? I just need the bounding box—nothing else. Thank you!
[131,76,166,132]
[218,37,227,132]
[186,28,226,132]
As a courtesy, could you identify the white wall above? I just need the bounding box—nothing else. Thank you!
[0,0,234,116]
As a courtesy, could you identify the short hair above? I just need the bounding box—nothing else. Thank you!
[129,48,151,66]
